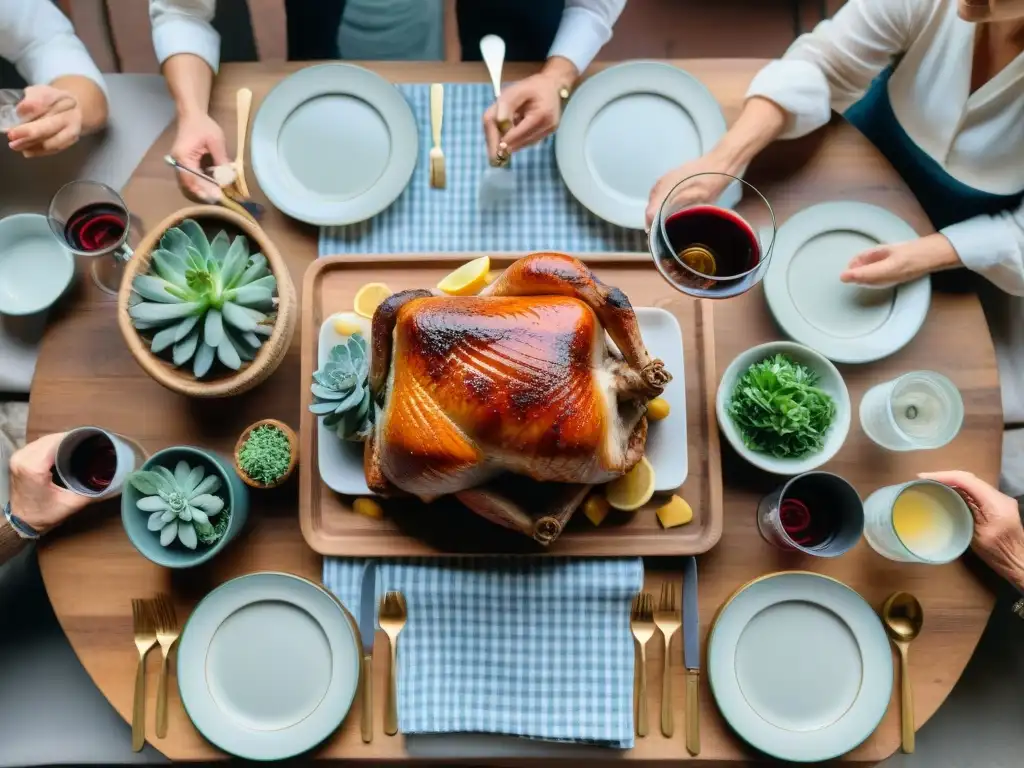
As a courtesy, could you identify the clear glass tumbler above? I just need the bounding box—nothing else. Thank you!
[0,89,24,132]
[862,479,973,564]
[859,371,963,451]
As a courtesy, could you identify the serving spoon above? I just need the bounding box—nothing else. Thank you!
[881,591,924,754]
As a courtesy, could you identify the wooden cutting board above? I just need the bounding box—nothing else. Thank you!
[299,253,723,556]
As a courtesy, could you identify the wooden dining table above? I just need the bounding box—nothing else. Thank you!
[29,60,1002,765]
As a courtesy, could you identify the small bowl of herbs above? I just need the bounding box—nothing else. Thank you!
[716,341,851,475]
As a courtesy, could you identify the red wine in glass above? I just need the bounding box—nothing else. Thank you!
[68,434,117,492]
[657,205,762,298]
[779,498,839,549]
[64,202,127,253]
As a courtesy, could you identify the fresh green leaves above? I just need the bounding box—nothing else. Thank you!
[727,354,836,459]
[128,220,278,379]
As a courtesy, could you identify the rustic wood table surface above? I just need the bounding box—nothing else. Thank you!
[30,60,1001,765]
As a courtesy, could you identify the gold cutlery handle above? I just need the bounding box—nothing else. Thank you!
[661,636,673,737]
[637,645,648,737]
[156,653,169,738]
[430,83,443,149]
[899,643,914,753]
[685,668,700,755]
[361,654,373,743]
[385,640,398,735]
[132,652,147,752]
[236,88,252,165]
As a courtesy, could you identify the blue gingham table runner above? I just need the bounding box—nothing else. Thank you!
[318,83,649,255]
[322,557,643,747]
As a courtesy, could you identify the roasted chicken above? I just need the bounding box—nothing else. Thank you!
[364,253,671,544]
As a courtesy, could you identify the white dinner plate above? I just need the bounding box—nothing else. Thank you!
[764,201,930,363]
[708,572,893,763]
[251,63,418,226]
[177,572,360,760]
[316,306,687,496]
[555,61,741,230]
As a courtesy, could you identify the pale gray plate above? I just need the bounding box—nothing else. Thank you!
[251,63,418,226]
[708,572,893,763]
[555,61,739,230]
[177,572,360,760]
[764,201,930,363]
[316,307,688,495]
[0,213,74,316]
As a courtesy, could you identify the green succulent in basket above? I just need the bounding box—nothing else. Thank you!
[128,460,229,550]
[127,219,277,378]
[309,333,375,441]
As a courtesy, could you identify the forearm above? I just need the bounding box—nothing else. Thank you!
[163,53,214,119]
[0,516,29,567]
[708,97,789,174]
[49,75,108,135]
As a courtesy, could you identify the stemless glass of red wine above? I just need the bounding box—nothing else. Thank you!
[650,172,776,299]
[47,180,133,295]
[53,426,147,500]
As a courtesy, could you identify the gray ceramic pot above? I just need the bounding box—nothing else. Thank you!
[121,446,249,568]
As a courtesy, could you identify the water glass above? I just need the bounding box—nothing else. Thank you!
[649,172,776,299]
[0,89,24,132]
[757,471,864,557]
[47,180,133,295]
[860,371,964,451]
[53,427,148,500]
[862,480,973,564]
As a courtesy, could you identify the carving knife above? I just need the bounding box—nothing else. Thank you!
[682,556,700,755]
[359,561,378,743]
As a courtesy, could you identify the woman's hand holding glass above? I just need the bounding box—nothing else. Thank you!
[6,85,84,158]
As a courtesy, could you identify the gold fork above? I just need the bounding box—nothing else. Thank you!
[131,598,157,751]
[379,591,408,736]
[630,592,655,737]
[230,87,252,198]
[654,582,681,737]
[153,595,181,739]
[429,83,446,189]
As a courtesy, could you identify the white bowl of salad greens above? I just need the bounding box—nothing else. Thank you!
[717,341,851,475]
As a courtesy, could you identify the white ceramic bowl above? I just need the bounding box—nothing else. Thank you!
[0,213,74,316]
[716,341,851,475]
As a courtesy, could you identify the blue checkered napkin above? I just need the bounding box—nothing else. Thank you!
[322,557,643,747]
[318,83,649,255]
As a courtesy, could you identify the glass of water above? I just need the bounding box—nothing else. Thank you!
[0,89,25,132]
[859,371,964,451]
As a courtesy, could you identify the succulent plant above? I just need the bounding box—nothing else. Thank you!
[127,219,277,379]
[238,424,292,485]
[309,333,375,440]
[128,460,229,549]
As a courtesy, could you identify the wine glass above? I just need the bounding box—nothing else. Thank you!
[649,172,776,299]
[0,89,25,132]
[48,180,133,295]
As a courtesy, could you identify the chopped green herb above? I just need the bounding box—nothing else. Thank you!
[239,424,292,484]
[727,354,836,459]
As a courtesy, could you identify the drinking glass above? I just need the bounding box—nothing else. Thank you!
[0,89,24,132]
[53,426,148,500]
[860,371,963,451]
[47,180,133,295]
[863,479,973,564]
[757,471,864,557]
[650,172,776,299]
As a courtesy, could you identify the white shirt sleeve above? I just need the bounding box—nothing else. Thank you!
[745,0,922,139]
[0,0,107,95]
[943,204,1024,296]
[149,0,221,73]
[548,0,627,75]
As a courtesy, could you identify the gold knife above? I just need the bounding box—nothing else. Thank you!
[682,556,700,755]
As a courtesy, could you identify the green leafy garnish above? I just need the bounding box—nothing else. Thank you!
[727,354,836,459]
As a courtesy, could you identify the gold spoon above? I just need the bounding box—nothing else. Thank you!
[881,592,924,754]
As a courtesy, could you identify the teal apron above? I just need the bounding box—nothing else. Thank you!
[843,67,1023,230]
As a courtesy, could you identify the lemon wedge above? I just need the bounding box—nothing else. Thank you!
[353,498,383,519]
[647,397,670,421]
[437,256,490,296]
[582,495,611,526]
[353,283,391,319]
[604,456,656,511]
[656,495,693,528]
[332,312,368,337]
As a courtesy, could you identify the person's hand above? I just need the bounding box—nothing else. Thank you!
[644,151,737,231]
[840,234,962,288]
[170,111,230,202]
[919,471,1024,590]
[8,434,95,535]
[483,71,564,159]
[5,85,83,158]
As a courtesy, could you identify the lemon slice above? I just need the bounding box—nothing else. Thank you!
[353,283,391,318]
[437,256,490,296]
[332,311,368,337]
[604,456,656,511]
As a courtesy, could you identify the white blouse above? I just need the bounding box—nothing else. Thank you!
[745,0,1024,296]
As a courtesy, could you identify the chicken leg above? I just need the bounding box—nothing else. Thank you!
[483,252,671,400]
